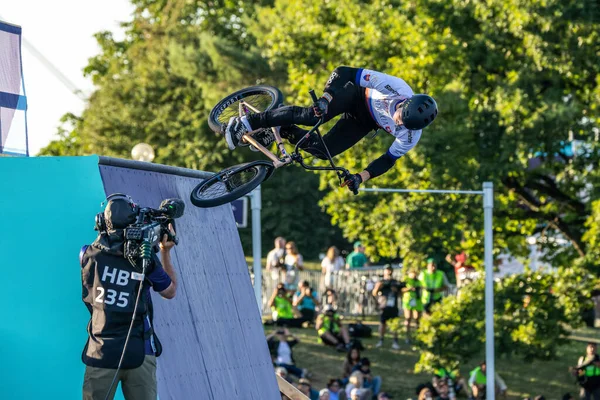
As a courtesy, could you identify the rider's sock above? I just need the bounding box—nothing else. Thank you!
[240,116,253,131]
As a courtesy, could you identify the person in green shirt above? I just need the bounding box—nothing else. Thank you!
[418,258,449,315]
[401,268,422,343]
[345,241,369,269]
[268,283,303,328]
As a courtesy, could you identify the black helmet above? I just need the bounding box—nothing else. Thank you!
[401,94,438,130]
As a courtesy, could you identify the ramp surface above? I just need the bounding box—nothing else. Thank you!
[99,160,278,400]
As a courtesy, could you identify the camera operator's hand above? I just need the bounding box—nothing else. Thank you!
[159,223,176,251]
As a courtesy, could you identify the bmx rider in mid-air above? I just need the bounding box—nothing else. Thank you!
[224,66,438,193]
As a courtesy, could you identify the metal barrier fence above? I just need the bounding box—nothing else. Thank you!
[252,265,399,317]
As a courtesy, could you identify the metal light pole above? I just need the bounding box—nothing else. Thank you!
[361,181,496,400]
[249,186,262,314]
[483,182,495,400]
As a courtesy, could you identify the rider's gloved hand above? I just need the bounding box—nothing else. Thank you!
[313,93,332,117]
[343,173,362,194]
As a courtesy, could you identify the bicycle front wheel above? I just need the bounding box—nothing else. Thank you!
[190,162,271,208]
[208,85,284,134]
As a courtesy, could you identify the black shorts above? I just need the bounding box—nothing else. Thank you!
[424,297,442,313]
[380,307,399,323]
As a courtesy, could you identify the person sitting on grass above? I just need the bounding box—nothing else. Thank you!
[326,378,348,400]
[316,304,351,351]
[266,328,308,380]
[351,358,382,396]
[342,347,362,384]
[268,283,304,328]
[297,378,320,400]
[468,361,508,399]
[345,371,373,400]
[293,280,319,324]
[434,365,468,398]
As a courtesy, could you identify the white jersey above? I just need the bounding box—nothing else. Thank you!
[356,68,422,160]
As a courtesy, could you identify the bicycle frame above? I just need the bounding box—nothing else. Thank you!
[237,90,351,184]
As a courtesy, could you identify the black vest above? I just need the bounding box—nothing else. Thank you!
[81,245,160,369]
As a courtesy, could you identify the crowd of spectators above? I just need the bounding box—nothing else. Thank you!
[265,237,597,399]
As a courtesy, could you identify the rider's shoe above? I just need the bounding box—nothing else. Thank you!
[225,116,252,150]
[249,129,275,152]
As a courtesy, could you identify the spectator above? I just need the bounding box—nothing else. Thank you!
[418,387,434,400]
[268,283,303,328]
[372,265,403,349]
[294,280,319,324]
[434,366,468,398]
[316,305,351,351]
[402,268,423,343]
[352,357,382,396]
[435,379,451,400]
[346,241,369,269]
[266,328,308,380]
[345,371,373,400]
[378,393,393,400]
[319,389,331,400]
[267,237,287,283]
[445,252,476,287]
[297,378,319,400]
[322,287,339,308]
[468,361,508,399]
[284,241,305,291]
[575,342,600,400]
[419,258,450,315]
[322,246,345,288]
[342,347,362,383]
[275,366,293,384]
[326,378,348,400]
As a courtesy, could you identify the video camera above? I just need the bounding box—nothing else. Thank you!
[123,198,185,264]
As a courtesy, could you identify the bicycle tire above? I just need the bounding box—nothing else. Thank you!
[190,162,271,208]
[208,85,284,134]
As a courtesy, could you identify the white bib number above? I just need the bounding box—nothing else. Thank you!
[95,287,130,308]
[386,295,396,307]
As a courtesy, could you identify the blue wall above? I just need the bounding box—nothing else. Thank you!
[0,156,107,399]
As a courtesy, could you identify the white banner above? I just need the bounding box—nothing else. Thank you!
[0,20,28,156]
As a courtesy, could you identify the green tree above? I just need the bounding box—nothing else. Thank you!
[251,0,600,269]
[39,0,346,261]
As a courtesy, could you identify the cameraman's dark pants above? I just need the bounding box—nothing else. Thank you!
[246,66,378,159]
[83,355,157,400]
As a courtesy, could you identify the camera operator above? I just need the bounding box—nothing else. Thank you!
[372,265,404,350]
[81,195,178,400]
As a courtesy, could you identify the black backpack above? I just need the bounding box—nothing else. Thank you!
[348,322,373,338]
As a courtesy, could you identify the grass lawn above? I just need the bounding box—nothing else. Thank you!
[264,324,590,399]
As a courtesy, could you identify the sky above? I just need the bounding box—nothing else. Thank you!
[1,0,134,155]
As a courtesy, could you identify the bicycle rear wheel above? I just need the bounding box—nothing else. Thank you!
[190,162,272,208]
[208,85,284,134]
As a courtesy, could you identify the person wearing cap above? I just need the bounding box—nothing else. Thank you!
[346,241,369,269]
[418,258,449,315]
[297,378,320,400]
[81,194,178,400]
[319,388,331,400]
[372,265,403,349]
[316,305,351,351]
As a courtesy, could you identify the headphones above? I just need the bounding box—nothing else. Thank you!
[94,193,138,231]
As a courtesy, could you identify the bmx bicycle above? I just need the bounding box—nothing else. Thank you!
[190,85,356,208]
